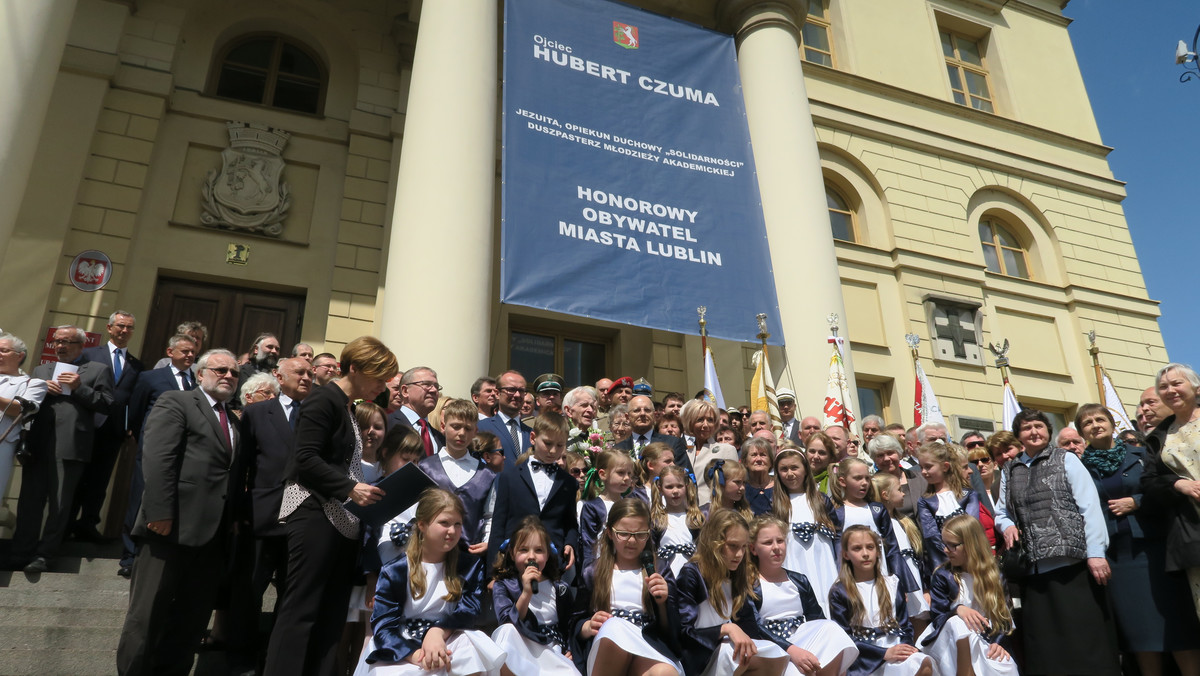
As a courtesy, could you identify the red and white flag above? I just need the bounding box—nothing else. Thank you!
[913,359,944,428]
[823,342,855,431]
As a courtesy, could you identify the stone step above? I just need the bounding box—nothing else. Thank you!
[0,648,117,676]
[0,587,129,610]
[1,569,132,592]
[0,605,128,628]
[0,624,123,651]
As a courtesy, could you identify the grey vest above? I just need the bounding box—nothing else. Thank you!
[1006,447,1087,563]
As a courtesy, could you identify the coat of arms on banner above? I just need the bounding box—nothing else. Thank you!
[201,121,292,237]
[613,22,638,49]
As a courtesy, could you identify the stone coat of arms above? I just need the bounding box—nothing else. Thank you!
[202,121,292,236]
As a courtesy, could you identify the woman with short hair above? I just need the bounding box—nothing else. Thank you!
[679,398,738,508]
[867,433,926,520]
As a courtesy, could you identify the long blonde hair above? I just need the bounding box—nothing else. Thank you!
[829,457,870,507]
[871,472,922,557]
[917,442,966,499]
[590,499,656,614]
[707,459,753,521]
[650,465,704,532]
[692,508,757,619]
[837,525,897,630]
[406,488,466,602]
[941,514,1013,637]
[772,446,835,530]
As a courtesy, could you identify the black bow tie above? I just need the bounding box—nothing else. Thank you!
[530,460,559,476]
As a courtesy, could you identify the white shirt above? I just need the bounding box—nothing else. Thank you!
[437,448,478,488]
[171,364,191,390]
[401,405,441,454]
[278,393,298,423]
[499,411,525,453]
[632,430,654,450]
[201,389,235,444]
[0,374,46,443]
[530,460,556,509]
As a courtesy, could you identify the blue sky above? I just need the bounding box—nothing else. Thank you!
[1067,1,1199,368]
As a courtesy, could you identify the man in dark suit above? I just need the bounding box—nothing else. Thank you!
[477,369,530,471]
[116,349,242,676]
[226,356,312,674]
[74,310,144,541]
[8,326,114,573]
[386,365,445,456]
[615,394,688,468]
[118,333,198,576]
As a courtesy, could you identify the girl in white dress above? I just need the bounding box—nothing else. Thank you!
[915,444,981,576]
[361,488,506,676]
[772,447,839,616]
[828,526,933,676]
[749,515,858,676]
[830,459,915,595]
[651,465,706,578]
[678,509,791,676]
[872,473,929,636]
[917,515,1016,676]
[580,450,637,571]
[578,498,683,676]
[490,516,581,676]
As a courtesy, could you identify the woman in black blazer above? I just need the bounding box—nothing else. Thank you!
[263,336,398,676]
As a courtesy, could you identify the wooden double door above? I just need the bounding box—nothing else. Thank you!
[140,276,306,362]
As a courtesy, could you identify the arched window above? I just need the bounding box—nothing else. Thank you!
[211,34,325,114]
[827,185,856,243]
[978,217,1030,279]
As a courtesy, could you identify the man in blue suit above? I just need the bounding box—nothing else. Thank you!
[75,311,144,541]
[476,370,530,471]
[117,333,198,577]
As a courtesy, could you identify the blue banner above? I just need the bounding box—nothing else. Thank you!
[501,0,783,345]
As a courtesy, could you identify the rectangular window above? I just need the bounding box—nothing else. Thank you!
[941,30,994,113]
[509,328,608,388]
[801,1,835,67]
[856,382,890,423]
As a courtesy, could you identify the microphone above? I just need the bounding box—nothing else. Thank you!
[526,561,539,594]
[640,549,656,578]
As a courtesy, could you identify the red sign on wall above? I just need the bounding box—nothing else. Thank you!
[39,328,102,366]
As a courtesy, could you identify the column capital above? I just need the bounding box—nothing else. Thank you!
[716,0,808,43]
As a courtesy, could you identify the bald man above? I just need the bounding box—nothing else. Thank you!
[1138,386,1171,433]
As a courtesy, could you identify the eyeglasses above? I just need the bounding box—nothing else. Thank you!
[569,467,586,477]
[499,386,527,395]
[408,380,442,392]
[612,530,651,542]
[943,541,963,552]
[970,458,992,466]
[206,366,240,377]
[315,363,338,370]
[0,348,18,356]
[52,339,83,346]
[965,441,985,450]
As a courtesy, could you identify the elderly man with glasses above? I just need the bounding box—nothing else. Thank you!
[385,365,445,457]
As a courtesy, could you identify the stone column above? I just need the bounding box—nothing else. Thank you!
[0,0,79,264]
[380,2,497,394]
[718,0,860,422]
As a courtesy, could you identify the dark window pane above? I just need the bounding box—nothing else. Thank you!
[964,70,990,99]
[225,39,274,68]
[563,339,606,389]
[808,1,824,18]
[958,38,984,66]
[273,77,321,113]
[978,222,993,242]
[857,385,884,421]
[279,43,321,79]
[510,332,555,383]
[829,211,854,242]
[972,97,994,113]
[1002,248,1029,278]
[941,32,955,58]
[946,65,963,91]
[826,189,848,211]
[216,65,268,103]
[994,224,1019,248]
[982,243,1001,273]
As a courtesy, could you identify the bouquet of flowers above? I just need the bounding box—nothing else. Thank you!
[567,425,606,460]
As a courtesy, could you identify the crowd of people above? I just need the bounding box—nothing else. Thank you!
[3,313,1200,676]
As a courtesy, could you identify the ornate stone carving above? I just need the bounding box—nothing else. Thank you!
[201,122,292,237]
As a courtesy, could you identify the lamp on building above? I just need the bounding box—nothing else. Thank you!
[1176,26,1200,81]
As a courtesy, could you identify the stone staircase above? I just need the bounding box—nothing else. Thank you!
[0,541,246,675]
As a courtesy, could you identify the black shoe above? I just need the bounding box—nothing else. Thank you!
[117,565,132,579]
[71,524,107,543]
[23,557,49,574]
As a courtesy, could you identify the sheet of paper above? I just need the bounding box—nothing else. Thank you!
[52,362,79,395]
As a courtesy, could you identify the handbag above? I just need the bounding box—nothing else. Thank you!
[997,541,1028,581]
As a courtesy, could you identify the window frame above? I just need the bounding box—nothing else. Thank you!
[940,29,995,113]
[855,380,892,424]
[978,216,1032,280]
[800,0,836,68]
[207,33,328,116]
[507,325,611,390]
[825,182,858,244]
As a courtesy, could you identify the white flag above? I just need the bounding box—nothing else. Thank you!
[702,348,726,411]
[914,360,945,427]
[751,349,782,437]
[1001,381,1021,432]
[823,347,856,431]
[1101,371,1135,433]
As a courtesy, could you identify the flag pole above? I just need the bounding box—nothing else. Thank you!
[989,339,1013,388]
[698,306,708,357]
[756,312,769,351]
[905,333,921,426]
[1087,330,1105,407]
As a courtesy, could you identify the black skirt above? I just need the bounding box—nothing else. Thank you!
[1020,561,1120,675]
